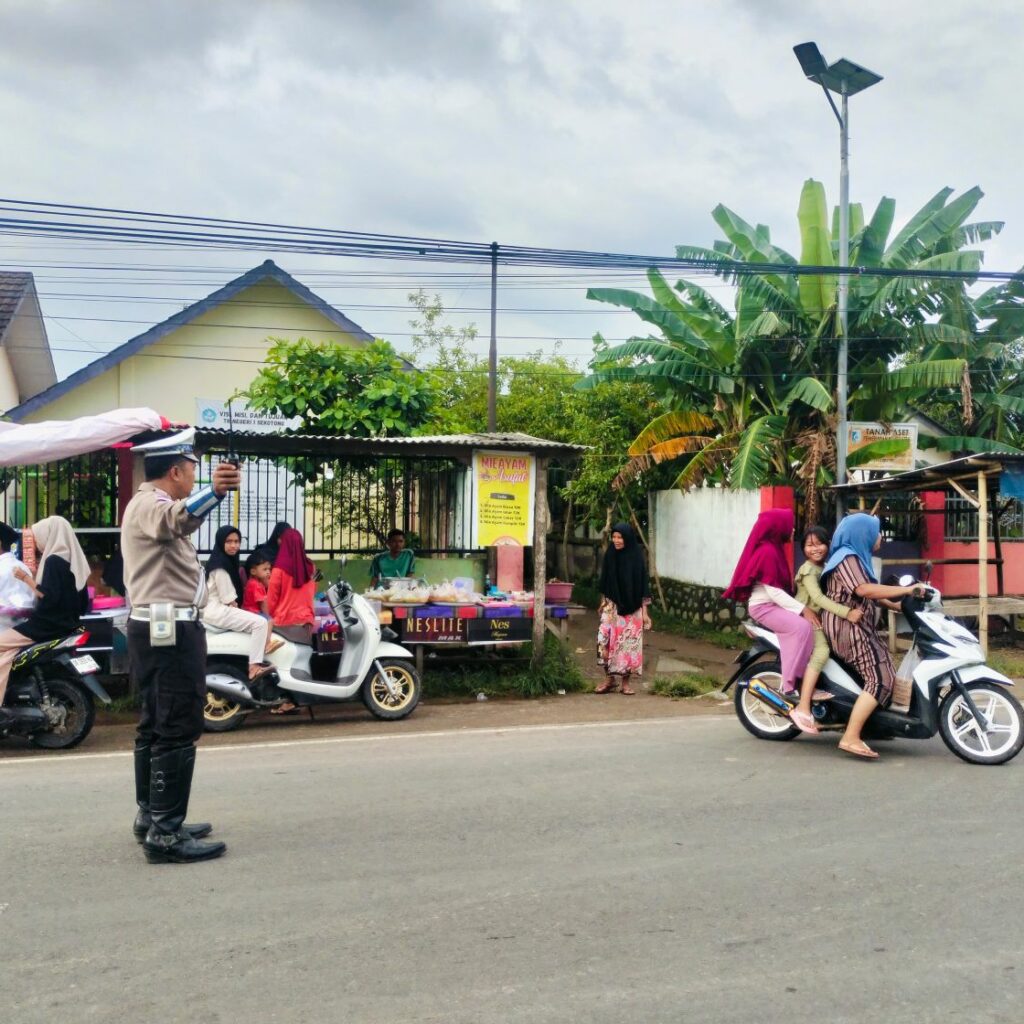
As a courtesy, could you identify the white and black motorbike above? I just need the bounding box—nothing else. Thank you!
[724,578,1024,765]
[0,629,110,749]
[202,579,421,731]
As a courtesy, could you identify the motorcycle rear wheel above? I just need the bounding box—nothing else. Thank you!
[204,661,248,732]
[362,658,421,720]
[733,660,799,742]
[30,676,95,750]
[938,681,1024,765]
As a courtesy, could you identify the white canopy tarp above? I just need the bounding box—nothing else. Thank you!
[0,408,168,466]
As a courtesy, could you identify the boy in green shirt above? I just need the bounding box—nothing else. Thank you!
[369,529,417,587]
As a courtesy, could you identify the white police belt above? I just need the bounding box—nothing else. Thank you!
[130,606,203,623]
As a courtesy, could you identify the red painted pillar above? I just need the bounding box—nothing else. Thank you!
[760,485,796,567]
[759,486,795,513]
[116,446,134,524]
[921,491,946,589]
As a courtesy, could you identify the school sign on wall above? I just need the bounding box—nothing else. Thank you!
[470,450,536,548]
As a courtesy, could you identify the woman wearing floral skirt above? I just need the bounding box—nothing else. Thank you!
[596,522,652,695]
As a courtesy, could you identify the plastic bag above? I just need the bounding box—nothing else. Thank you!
[0,551,37,619]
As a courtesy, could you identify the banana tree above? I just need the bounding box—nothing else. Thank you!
[580,180,992,499]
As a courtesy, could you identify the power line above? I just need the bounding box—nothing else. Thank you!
[3,197,1022,282]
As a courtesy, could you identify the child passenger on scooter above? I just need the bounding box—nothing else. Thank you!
[788,526,864,735]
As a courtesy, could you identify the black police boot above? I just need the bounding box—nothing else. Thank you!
[142,746,226,864]
[132,744,213,844]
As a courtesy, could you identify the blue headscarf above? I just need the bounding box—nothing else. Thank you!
[821,513,880,582]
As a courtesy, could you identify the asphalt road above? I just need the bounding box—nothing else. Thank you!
[2,715,1021,1023]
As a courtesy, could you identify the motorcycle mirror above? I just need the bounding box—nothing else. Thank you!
[898,574,915,587]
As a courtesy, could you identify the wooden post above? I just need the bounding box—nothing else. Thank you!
[531,457,550,669]
[978,469,989,656]
[991,488,1004,597]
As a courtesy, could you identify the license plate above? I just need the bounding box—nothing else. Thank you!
[70,654,100,675]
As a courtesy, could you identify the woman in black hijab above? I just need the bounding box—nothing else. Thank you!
[262,522,292,564]
[204,526,278,681]
[596,522,652,694]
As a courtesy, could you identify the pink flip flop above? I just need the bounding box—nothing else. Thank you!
[838,740,879,760]
[789,709,819,735]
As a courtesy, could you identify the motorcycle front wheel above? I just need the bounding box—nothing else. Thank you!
[938,681,1024,765]
[31,676,96,750]
[362,658,421,720]
[733,659,799,742]
[203,661,248,732]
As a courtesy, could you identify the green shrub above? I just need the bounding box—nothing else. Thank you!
[422,634,587,699]
[651,672,720,698]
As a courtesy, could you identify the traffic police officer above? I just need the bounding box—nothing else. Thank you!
[122,429,241,864]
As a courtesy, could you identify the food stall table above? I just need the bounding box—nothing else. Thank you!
[379,601,586,674]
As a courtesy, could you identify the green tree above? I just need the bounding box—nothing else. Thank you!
[405,296,659,532]
[241,336,437,437]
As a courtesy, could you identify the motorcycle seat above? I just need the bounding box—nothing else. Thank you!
[12,634,76,671]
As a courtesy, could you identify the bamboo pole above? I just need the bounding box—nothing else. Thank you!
[978,468,989,656]
[531,457,550,669]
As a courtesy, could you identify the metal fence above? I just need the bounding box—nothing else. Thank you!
[0,450,120,551]
[944,495,1024,542]
[193,453,478,556]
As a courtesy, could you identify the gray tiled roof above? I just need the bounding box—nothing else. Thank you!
[0,272,32,338]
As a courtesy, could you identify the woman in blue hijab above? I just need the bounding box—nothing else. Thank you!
[820,513,924,760]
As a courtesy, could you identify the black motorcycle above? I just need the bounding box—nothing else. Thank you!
[1,629,111,749]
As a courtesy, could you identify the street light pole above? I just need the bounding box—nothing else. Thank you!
[836,86,850,511]
[793,43,881,521]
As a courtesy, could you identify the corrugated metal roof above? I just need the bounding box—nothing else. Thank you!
[186,427,586,459]
[832,452,1024,493]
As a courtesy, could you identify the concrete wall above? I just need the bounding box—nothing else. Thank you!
[651,487,762,589]
[23,279,367,424]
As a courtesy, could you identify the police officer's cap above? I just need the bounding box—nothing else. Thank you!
[131,427,200,464]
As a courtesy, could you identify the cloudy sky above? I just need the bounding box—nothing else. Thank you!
[3,0,1024,380]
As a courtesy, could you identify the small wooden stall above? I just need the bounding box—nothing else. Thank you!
[833,453,1024,654]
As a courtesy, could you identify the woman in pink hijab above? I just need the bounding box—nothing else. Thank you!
[724,509,819,732]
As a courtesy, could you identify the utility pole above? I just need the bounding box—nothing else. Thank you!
[488,242,498,432]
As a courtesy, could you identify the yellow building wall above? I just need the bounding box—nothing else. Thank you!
[0,347,20,411]
[23,279,368,424]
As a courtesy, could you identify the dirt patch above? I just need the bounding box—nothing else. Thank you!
[564,608,740,685]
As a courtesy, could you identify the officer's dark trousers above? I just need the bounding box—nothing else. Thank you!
[129,620,206,756]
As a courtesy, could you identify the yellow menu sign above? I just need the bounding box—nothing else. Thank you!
[473,450,535,547]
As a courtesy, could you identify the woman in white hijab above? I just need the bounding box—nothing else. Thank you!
[0,517,89,721]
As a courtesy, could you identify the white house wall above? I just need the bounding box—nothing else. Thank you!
[651,488,761,589]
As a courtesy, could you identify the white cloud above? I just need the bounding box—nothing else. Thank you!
[1,0,1023,377]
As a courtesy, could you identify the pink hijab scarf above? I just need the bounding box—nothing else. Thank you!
[722,508,795,602]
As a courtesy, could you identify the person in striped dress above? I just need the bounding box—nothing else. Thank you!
[821,514,924,760]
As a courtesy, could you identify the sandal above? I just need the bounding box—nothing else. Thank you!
[266,638,286,655]
[248,664,275,681]
[838,740,879,760]
[595,679,619,694]
[620,685,636,695]
[789,709,819,735]
[270,701,299,716]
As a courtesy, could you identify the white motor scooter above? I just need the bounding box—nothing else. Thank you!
[726,577,1024,765]
[202,579,420,731]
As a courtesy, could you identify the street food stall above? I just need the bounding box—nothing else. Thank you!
[1,422,586,671]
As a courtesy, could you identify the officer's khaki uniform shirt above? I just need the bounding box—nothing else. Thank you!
[121,483,208,609]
